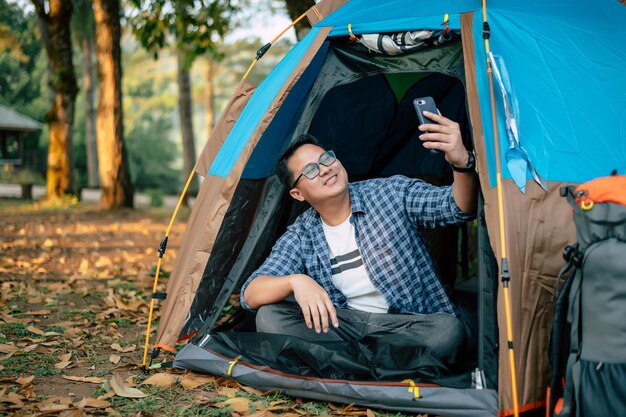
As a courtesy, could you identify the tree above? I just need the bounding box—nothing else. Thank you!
[283,0,314,40]
[93,0,134,208]
[72,0,99,188]
[130,0,237,199]
[31,0,78,199]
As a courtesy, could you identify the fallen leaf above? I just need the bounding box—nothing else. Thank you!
[248,411,276,417]
[142,372,176,388]
[78,259,89,275]
[109,374,148,398]
[217,386,239,398]
[105,407,122,417]
[94,256,113,268]
[55,361,72,370]
[62,375,107,384]
[42,238,55,248]
[26,325,45,336]
[75,397,112,408]
[0,343,18,353]
[110,343,135,353]
[22,344,39,353]
[180,373,216,389]
[59,409,87,417]
[217,397,251,413]
[239,384,264,396]
[16,375,34,385]
[0,391,25,407]
[38,403,71,412]
[109,354,121,364]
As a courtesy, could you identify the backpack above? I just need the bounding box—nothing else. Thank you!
[548,175,626,417]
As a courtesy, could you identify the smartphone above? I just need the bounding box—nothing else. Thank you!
[413,96,441,154]
[413,96,438,126]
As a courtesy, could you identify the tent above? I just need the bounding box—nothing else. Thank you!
[144,1,626,416]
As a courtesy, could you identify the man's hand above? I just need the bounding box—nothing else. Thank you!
[418,111,469,168]
[290,274,339,333]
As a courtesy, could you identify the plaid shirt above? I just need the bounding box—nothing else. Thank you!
[241,175,474,316]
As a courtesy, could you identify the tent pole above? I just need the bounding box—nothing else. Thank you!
[482,1,520,415]
[242,12,309,81]
[141,170,196,372]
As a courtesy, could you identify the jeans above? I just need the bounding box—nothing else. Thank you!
[256,301,466,364]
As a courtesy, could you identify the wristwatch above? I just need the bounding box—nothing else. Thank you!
[451,151,475,173]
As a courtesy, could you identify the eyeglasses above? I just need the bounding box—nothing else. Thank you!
[291,150,337,189]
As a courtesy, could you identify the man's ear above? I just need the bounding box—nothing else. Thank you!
[289,187,305,202]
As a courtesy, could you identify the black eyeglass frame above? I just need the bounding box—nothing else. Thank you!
[291,150,337,189]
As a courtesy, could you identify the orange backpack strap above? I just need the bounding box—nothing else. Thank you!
[574,175,626,209]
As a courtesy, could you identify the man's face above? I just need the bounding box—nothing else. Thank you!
[287,144,349,204]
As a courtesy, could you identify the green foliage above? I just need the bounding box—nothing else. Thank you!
[126,108,180,194]
[0,0,49,119]
[129,0,239,67]
[146,188,165,207]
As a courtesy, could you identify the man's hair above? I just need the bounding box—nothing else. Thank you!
[275,133,321,188]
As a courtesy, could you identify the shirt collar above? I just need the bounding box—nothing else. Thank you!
[300,183,367,228]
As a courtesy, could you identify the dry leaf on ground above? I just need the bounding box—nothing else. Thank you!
[109,374,148,398]
[217,397,251,413]
[142,372,177,388]
[180,373,216,389]
[61,375,106,384]
[110,343,135,353]
[75,397,112,408]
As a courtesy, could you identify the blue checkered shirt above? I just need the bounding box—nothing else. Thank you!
[241,175,474,316]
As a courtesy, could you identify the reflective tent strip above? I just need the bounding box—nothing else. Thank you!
[155,27,332,350]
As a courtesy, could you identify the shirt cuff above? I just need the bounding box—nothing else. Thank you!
[239,274,259,312]
[448,190,476,221]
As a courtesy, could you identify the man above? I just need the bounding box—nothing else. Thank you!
[240,111,477,363]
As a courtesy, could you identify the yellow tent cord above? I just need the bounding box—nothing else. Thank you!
[402,379,421,399]
[142,7,314,371]
[227,355,243,376]
[482,1,520,416]
[141,170,196,371]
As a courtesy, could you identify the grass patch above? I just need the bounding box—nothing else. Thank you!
[1,350,62,377]
[0,322,31,338]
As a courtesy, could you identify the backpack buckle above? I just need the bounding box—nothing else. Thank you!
[563,244,583,268]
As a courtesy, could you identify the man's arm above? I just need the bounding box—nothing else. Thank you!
[244,274,339,333]
[418,110,478,213]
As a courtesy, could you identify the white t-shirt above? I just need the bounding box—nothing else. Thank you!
[321,215,389,313]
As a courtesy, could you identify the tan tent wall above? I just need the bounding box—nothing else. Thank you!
[195,81,256,176]
[155,26,332,351]
[462,13,576,416]
[305,0,348,26]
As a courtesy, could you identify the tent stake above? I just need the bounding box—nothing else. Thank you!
[141,170,196,372]
[483,0,520,415]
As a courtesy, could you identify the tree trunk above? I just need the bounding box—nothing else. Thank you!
[177,50,197,199]
[32,0,78,199]
[93,0,134,209]
[82,36,99,188]
[283,0,315,40]
[205,57,215,137]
